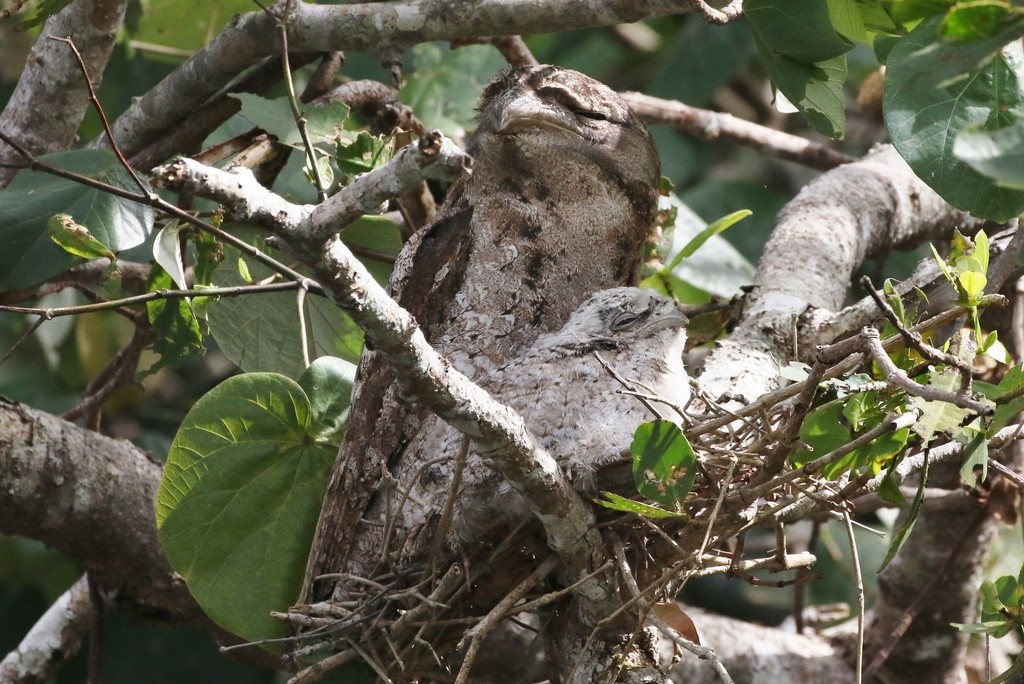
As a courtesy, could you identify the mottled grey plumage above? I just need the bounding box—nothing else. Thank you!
[396,287,690,546]
[304,66,661,599]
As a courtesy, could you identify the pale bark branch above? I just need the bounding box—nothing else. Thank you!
[0,0,128,186]
[697,144,983,403]
[100,0,696,160]
[621,91,855,171]
[0,575,90,684]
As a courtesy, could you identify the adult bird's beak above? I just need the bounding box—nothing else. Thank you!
[497,97,577,136]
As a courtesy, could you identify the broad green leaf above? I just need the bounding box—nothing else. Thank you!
[144,266,205,374]
[231,93,351,149]
[879,451,928,572]
[48,214,117,261]
[909,364,990,443]
[630,420,697,505]
[668,209,751,269]
[0,150,154,289]
[207,226,363,378]
[126,0,256,54]
[400,43,507,139]
[157,373,337,645]
[827,0,868,43]
[297,356,355,444]
[892,0,956,25]
[885,16,1024,220]
[755,34,848,138]
[941,2,1023,43]
[340,216,403,286]
[958,429,988,486]
[6,0,73,28]
[957,270,987,302]
[791,401,852,468]
[745,0,854,63]
[335,131,391,176]
[879,460,906,505]
[955,121,1024,189]
[660,194,755,300]
[793,399,908,478]
[594,492,686,518]
[978,364,1024,437]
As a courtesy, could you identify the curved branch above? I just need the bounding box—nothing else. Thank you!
[101,0,695,159]
[698,144,982,403]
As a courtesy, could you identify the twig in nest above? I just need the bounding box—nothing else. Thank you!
[861,275,972,390]
[453,554,560,684]
[859,327,991,414]
[609,533,736,684]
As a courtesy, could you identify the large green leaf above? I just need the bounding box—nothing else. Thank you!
[400,43,507,139]
[0,149,154,288]
[156,372,340,645]
[745,0,854,63]
[753,33,848,138]
[745,0,852,138]
[206,225,364,378]
[126,0,257,54]
[955,120,1024,190]
[630,420,697,506]
[885,15,1024,220]
[231,93,351,149]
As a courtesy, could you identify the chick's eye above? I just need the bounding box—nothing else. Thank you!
[611,311,641,330]
[573,108,609,121]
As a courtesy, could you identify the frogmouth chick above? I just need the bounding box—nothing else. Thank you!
[404,287,690,544]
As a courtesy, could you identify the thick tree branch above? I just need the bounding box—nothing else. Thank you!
[101,0,696,159]
[0,0,128,186]
[0,403,195,625]
[697,144,982,403]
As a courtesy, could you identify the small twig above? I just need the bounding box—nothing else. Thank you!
[737,411,902,507]
[1014,275,1024,365]
[593,350,665,420]
[988,457,1024,489]
[842,508,865,683]
[610,534,735,684]
[49,36,149,195]
[430,437,470,570]
[0,129,310,285]
[0,315,46,367]
[621,91,854,172]
[271,1,327,201]
[863,506,989,680]
[861,275,971,387]
[762,361,826,473]
[454,554,559,684]
[297,280,312,369]
[0,281,312,318]
[860,327,990,414]
[346,639,393,684]
[488,36,539,66]
[62,326,156,422]
[685,0,743,24]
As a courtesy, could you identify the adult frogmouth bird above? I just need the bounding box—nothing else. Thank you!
[303,65,661,600]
